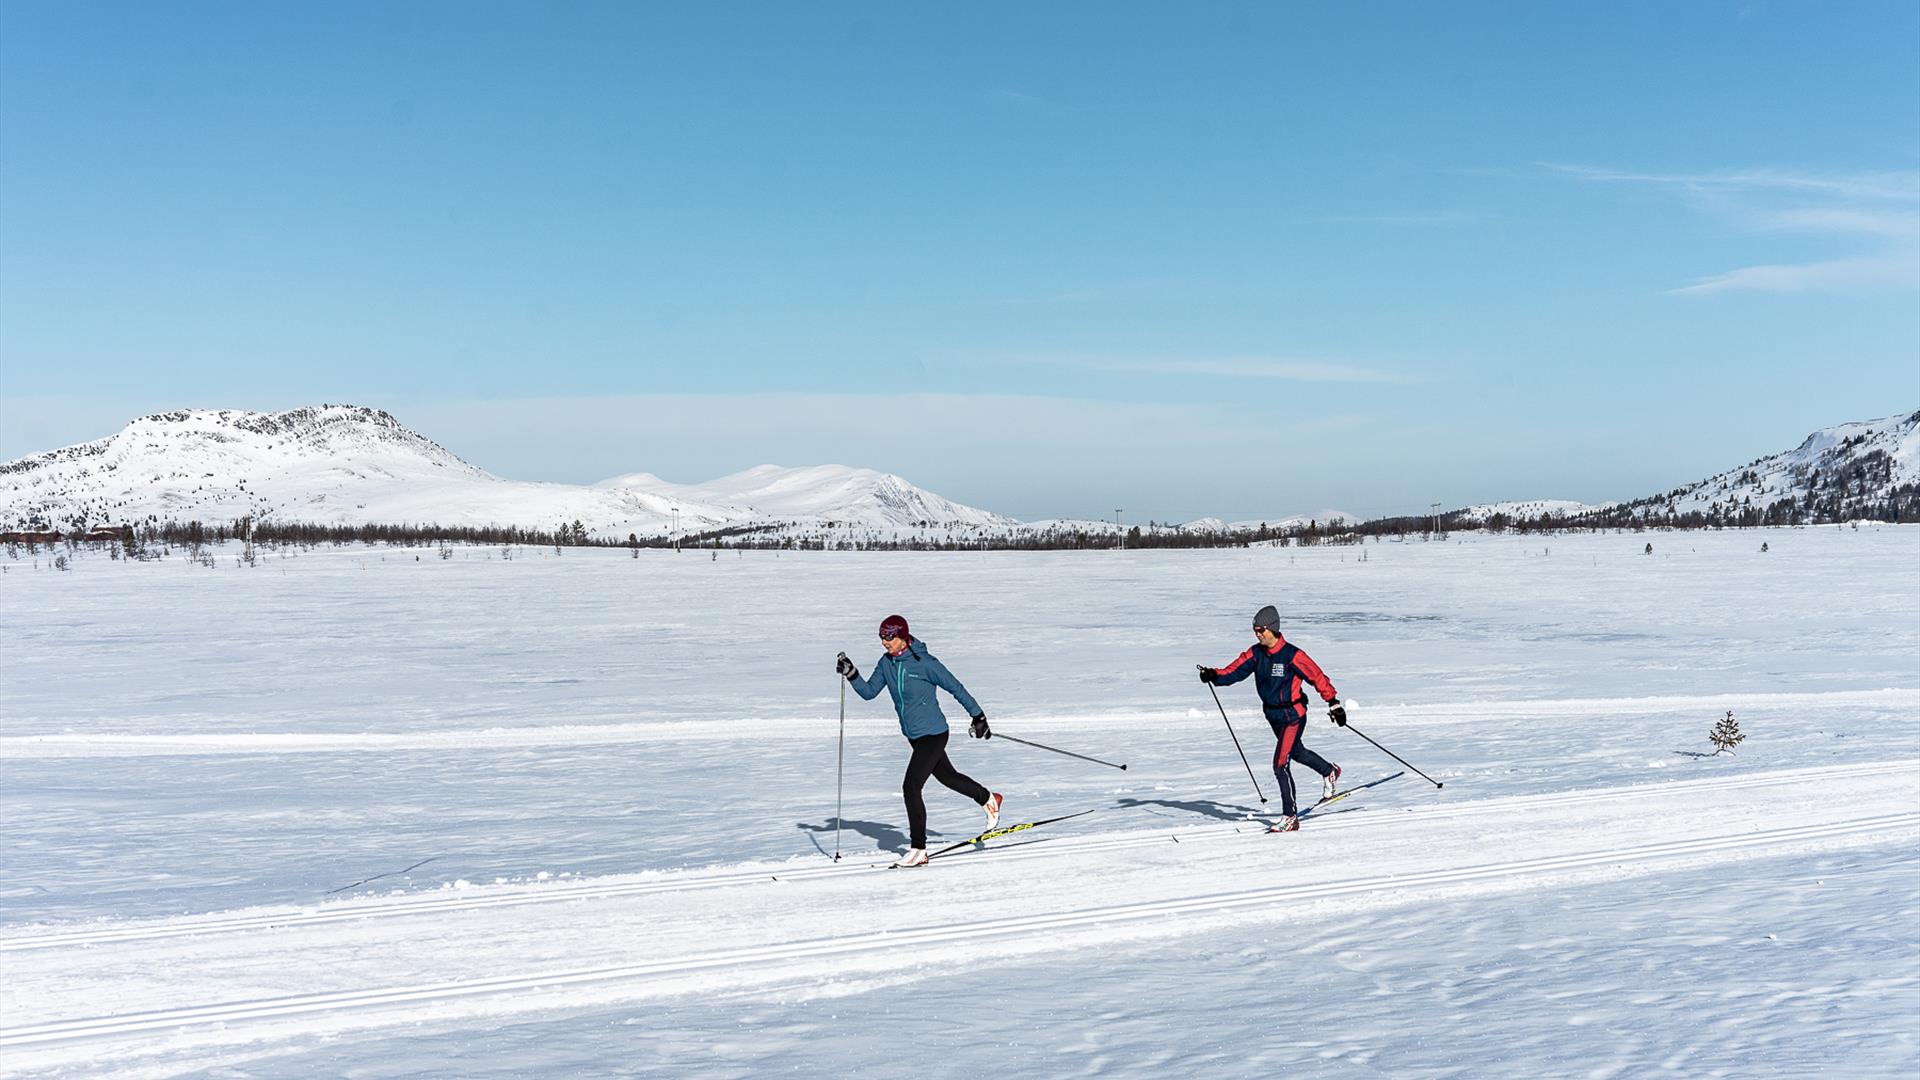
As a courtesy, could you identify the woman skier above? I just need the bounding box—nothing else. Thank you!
[1199,604,1347,831]
[837,614,1002,867]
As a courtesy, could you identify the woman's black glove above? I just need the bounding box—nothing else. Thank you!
[835,652,857,680]
[1328,700,1348,726]
[970,714,991,739]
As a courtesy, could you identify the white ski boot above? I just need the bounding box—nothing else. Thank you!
[983,792,1004,829]
[1323,764,1342,802]
[893,848,929,868]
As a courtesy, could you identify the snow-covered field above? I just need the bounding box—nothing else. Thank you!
[3,527,1917,1077]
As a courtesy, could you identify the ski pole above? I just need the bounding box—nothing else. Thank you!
[1341,720,1443,789]
[1203,672,1266,803]
[834,678,846,861]
[992,732,1127,771]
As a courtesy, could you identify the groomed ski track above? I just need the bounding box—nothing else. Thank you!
[5,758,1911,954]
[4,687,1913,757]
[5,761,1915,1071]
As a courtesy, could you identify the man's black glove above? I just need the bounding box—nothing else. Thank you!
[970,713,991,739]
[835,652,857,680]
[1328,700,1348,726]
[1198,667,1218,684]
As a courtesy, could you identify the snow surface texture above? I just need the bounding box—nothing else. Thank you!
[2,526,1918,1076]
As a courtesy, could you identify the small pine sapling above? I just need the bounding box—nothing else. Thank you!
[1709,710,1745,755]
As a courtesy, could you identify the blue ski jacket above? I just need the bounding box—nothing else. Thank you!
[848,639,983,740]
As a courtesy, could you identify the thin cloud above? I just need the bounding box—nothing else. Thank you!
[1020,354,1416,385]
[1544,161,1920,295]
[1669,254,1919,295]
[1759,207,1920,238]
[1540,163,1920,202]
[395,391,1269,519]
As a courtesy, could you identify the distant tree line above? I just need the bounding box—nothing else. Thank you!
[9,463,1914,560]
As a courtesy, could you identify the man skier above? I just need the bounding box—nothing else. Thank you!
[837,615,1003,867]
[1199,604,1347,832]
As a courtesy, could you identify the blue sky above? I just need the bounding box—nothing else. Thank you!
[3,1,1916,521]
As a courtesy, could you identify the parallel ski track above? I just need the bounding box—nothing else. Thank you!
[4,812,1912,1050]
[8,688,1911,757]
[5,759,1914,955]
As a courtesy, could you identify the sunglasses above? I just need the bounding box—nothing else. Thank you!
[880,631,903,641]
[1252,625,1276,635]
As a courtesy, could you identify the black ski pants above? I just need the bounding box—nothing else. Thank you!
[1270,718,1333,817]
[903,731,989,849]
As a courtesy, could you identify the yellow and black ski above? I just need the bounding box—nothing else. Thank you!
[917,808,1099,862]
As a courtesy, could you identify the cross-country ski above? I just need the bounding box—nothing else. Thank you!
[924,808,1102,861]
[1267,771,1406,831]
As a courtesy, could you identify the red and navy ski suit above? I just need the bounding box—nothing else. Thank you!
[1213,635,1338,816]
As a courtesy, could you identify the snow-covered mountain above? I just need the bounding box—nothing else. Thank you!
[1223,510,1359,532]
[1620,410,1920,521]
[600,464,1017,531]
[11,404,1910,541]
[0,406,1012,539]
[1455,499,1605,523]
[1433,412,1918,529]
